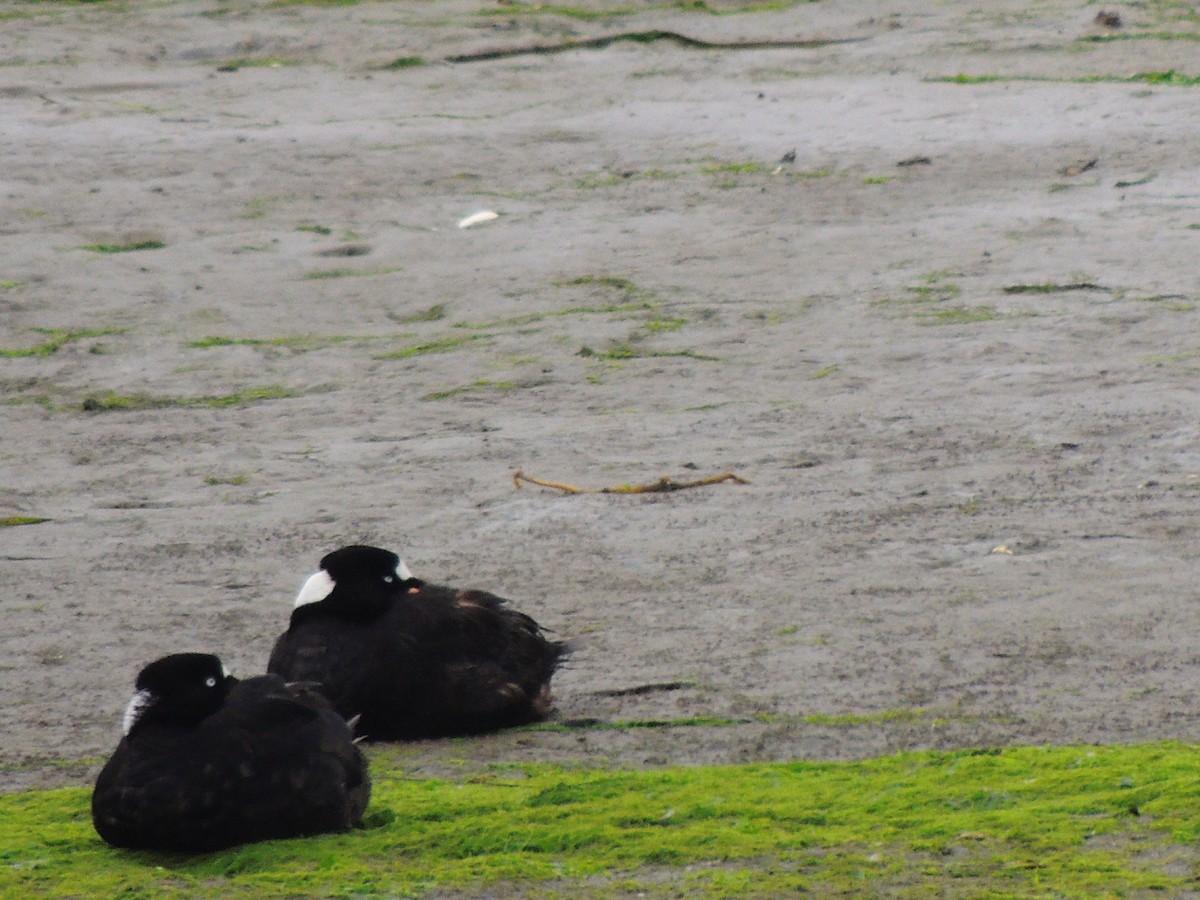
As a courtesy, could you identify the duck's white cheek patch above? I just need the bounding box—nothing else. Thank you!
[294,570,336,608]
[122,689,152,736]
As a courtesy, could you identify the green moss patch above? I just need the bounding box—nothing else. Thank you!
[702,161,769,175]
[1079,31,1200,43]
[302,266,402,280]
[4,743,1200,896]
[81,240,165,253]
[0,328,122,358]
[930,70,1200,86]
[375,334,489,361]
[214,57,298,72]
[455,302,656,332]
[186,335,355,351]
[578,343,719,361]
[81,386,294,412]
[1002,282,1105,295]
[421,379,526,401]
[0,516,50,527]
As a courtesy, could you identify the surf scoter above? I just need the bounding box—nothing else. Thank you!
[92,652,369,852]
[267,545,566,740]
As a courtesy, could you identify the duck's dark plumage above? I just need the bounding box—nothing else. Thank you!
[267,545,566,740]
[92,653,369,852]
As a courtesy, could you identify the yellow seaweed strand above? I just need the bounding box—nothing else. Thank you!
[513,470,748,494]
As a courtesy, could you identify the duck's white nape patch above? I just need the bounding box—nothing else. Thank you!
[294,569,336,608]
[122,689,153,736]
[398,560,414,581]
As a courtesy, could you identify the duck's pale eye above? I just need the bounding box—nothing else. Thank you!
[205,677,217,688]
[383,575,394,584]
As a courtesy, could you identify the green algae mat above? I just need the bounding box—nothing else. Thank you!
[4,742,1199,897]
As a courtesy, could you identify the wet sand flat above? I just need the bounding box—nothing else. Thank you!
[2,0,1199,792]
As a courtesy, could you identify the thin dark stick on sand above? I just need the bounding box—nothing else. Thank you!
[513,469,749,494]
[446,31,869,64]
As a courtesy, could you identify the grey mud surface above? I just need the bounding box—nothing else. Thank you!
[2,0,1200,794]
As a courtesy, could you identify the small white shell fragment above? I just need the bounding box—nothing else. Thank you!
[990,545,1014,555]
[457,210,499,229]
